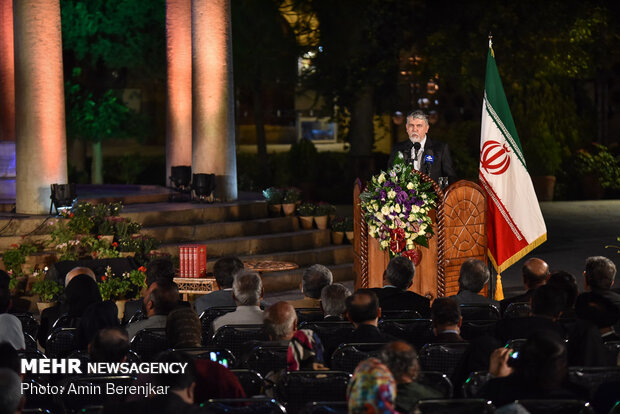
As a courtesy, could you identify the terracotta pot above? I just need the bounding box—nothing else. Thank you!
[282,203,296,216]
[99,235,114,243]
[531,175,556,202]
[345,231,354,244]
[37,301,56,314]
[299,216,314,230]
[115,299,127,321]
[268,203,282,216]
[119,252,134,258]
[314,215,328,230]
[332,231,344,245]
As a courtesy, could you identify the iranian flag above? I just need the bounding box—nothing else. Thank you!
[479,41,547,299]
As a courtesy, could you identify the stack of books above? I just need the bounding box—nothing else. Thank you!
[179,244,207,278]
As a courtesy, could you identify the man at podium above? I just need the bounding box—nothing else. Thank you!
[387,110,457,185]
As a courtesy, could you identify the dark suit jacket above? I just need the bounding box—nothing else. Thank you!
[323,324,396,363]
[499,289,535,315]
[495,316,567,343]
[372,287,431,318]
[387,137,457,184]
[431,331,466,343]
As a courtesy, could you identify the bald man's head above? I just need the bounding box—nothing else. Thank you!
[65,267,96,286]
[522,258,550,290]
[264,301,297,341]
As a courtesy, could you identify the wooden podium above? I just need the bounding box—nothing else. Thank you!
[353,174,488,300]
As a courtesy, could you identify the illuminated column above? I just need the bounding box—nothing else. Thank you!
[191,0,237,201]
[14,0,67,214]
[0,0,15,141]
[165,0,192,185]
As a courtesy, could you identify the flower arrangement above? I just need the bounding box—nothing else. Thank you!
[315,202,335,216]
[359,152,438,261]
[297,202,316,216]
[98,265,147,301]
[282,187,302,204]
[30,269,63,303]
[330,216,347,232]
[2,243,38,278]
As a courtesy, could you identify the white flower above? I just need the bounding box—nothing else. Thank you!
[381,206,390,215]
[377,173,386,184]
[407,182,414,190]
[387,190,396,199]
[394,204,401,213]
[420,224,427,231]
[411,205,420,213]
[380,240,389,249]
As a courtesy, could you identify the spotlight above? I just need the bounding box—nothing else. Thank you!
[169,166,192,202]
[191,173,216,203]
[49,183,77,215]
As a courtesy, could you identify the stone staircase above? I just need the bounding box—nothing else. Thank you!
[0,199,355,293]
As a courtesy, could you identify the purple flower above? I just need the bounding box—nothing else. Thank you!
[396,191,408,203]
[395,186,402,192]
[380,190,387,200]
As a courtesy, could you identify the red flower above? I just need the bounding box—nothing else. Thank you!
[402,249,421,266]
[389,239,404,254]
[69,213,75,218]
[98,235,103,240]
[112,242,118,247]
[10,244,18,248]
[101,275,107,282]
[389,228,406,242]
[138,266,147,273]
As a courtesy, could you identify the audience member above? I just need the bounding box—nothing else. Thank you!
[0,315,24,352]
[372,256,430,317]
[0,285,11,314]
[0,343,20,375]
[194,257,244,315]
[289,264,333,308]
[123,258,176,323]
[64,266,96,286]
[380,341,442,412]
[451,259,498,307]
[126,280,180,339]
[287,329,328,371]
[583,256,619,310]
[89,327,130,363]
[76,300,120,349]
[347,358,398,414]
[212,270,264,332]
[430,297,465,343]
[263,301,298,344]
[500,258,549,314]
[547,271,579,318]
[575,291,620,342]
[320,283,351,321]
[0,368,24,414]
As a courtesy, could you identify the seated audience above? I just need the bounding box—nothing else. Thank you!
[39,273,102,347]
[347,357,398,414]
[372,256,430,317]
[0,368,24,414]
[126,280,180,339]
[582,255,619,310]
[320,283,351,321]
[451,259,498,307]
[64,266,97,286]
[289,264,333,308]
[0,314,25,351]
[194,257,244,315]
[76,300,120,349]
[263,301,298,344]
[500,257,549,314]
[380,341,442,412]
[123,258,176,323]
[576,291,620,342]
[430,297,465,343]
[547,271,579,319]
[477,331,588,407]
[89,327,130,363]
[212,270,264,332]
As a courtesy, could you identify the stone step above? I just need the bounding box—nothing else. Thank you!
[158,229,331,258]
[261,263,354,293]
[0,234,51,253]
[141,216,299,243]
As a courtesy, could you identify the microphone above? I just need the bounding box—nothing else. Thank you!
[423,149,434,176]
[412,142,421,166]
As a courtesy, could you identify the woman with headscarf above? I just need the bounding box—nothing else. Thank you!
[347,358,399,414]
[0,314,26,350]
[76,300,119,350]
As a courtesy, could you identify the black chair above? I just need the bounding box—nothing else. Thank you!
[126,308,146,325]
[14,312,39,339]
[418,343,470,378]
[460,320,498,341]
[242,345,288,376]
[505,338,527,353]
[45,328,78,358]
[22,410,52,414]
[381,309,423,320]
[274,371,351,414]
[304,401,348,414]
[51,314,81,330]
[67,349,141,365]
[459,304,500,321]
[514,399,594,414]
[130,328,169,361]
[211,324,268,359]
[567,367,620,398]
[604,340,620,361]
[418,371,454,398]
[503,302,531,318]
[414,399,495,414]
[201,398,286,414]
[378,318,433,348]
[295,308,324,323]
[461,371,492,398]
[230,369,264,397]
[59,376,136,413]
[298,321,354,350]
[172,347,236,368]
[200,306,237,344]
[24,333,38,352]
[330,343,385,373]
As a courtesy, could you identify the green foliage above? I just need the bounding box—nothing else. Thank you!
[315,202,335,216]
[2,244,38,277]
[343,217,354,232]
[31,278,63,303]
[297,202,316,216]
[282,187,302,204]
[98,275,131,301]
[117,235,160,266]
[575,144,620,189]
[330,216,347,232]
[262,187,284,204]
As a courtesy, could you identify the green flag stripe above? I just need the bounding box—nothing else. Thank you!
[485,48,525,160]
[485,94,527,168]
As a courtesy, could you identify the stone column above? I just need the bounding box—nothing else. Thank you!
[191,0,237,201]
[0,0,15,141]
[165,0,192,185]
[14,0,67,214]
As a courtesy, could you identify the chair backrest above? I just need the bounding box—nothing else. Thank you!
[200,306,237,344]
[418,343,470,378]
[567,367,620,398]
[304,401,348,414]
[295,308,324,323]
[414,398,495,414]
[514,399,594,414]
[330,343,386,373]
[201,398,286,414]
[275,371,351,414]
[298,321,354,350]
[417,371,454,398]
[45,328,77,358]
[505,338,527,353]
[503,302,531,318]
[378,319,433,348]
[126,308,146,325]
[242,345,288,376]
[171,347,236,368]
[604,340,620,362]
[14,312,39,338]
[230,369,264,397]
[60,376,136,411]
[461,371,492,398]
[51,314,81,331]
[459,304,500,321]
[211,324,268,359]
[460,320,498,341]
[24,333,38,352]
[381,309,423,320]
[130,328,169,361]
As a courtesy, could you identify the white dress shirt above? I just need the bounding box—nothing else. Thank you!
[410,136,427,170]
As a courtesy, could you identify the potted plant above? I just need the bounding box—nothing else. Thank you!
[330,216,346,245]
[525,130,562,201]
[2,243,38,293]
[314,202,334,230]
[575,144,620,199]
[30,271,63,313]
[263,187,284,216]
[282,187,301,216]
[344,217,355,244]
[297,202,316,229]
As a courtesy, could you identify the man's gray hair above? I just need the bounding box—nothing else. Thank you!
[458,259,490,293]
[585,256,617,290]
[0,368,22,414]
[321,283,351,317]
[406,110,429,125]
[232,270,263,306]
[379,342,419,381]
[302,264,333,299]
[263,302,297,340]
